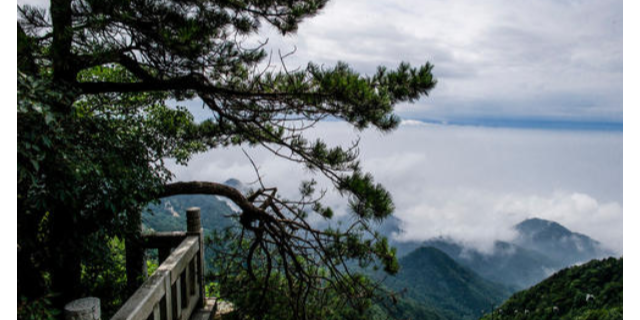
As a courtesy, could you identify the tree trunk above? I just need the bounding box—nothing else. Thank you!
[49,209,82,311]
[51,0,75,84]
[17,24,37,75]
[125,218,147,295]
[17,195,47,299]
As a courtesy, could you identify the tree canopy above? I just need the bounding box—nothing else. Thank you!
[17,0,436,318]
[479,257,622,320]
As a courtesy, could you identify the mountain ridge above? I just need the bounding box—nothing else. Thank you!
[514,218,615,266]
[390,217,617,291]
[379,246,511,320]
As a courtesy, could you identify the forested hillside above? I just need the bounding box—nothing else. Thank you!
[422,239,557,290]
[479,257,622,320]
[145,197,624,320]
[379,247,510,320]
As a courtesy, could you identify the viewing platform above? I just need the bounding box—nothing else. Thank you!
[108,207,231,320]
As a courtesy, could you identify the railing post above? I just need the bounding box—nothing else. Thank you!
[64,297,100,320]
[186,207,205,308]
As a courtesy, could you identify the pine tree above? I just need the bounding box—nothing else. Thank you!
[18,1,436,316]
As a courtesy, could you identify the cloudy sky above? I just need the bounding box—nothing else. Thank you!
[18,0,623,253]
[19,0,623,127]
[252,0,623,128]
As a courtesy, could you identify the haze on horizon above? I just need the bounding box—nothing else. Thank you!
[169,122,623,256]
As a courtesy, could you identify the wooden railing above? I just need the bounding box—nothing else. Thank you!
[110,208,206,320]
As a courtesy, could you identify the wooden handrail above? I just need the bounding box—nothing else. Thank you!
[143,232,187,249]
[111,236,201,320]
[112,207,206,320]
[144,231,189,263]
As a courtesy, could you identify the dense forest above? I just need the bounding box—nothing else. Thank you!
[479,257,622,320]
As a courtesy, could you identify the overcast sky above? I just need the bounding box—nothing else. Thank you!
[18,0,623,253]
[19,0,623,127]
[251,0,623,127]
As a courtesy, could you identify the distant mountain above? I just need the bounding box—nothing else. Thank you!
[390,218,616,291]
[381,247,511,320]
[144,197,620,319]
[514,218,614,266]
[374,215,404,237]
[422,238,558,290]
[144,177,256,233]
[143,194,237,233]
[480,257,622,320]
[223,178,249,193]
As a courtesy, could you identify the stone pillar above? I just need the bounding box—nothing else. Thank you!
[186,207,205,307]
[64,297,100,320]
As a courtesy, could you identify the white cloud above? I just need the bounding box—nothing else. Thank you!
[393,189,622,255]
[264,0,623,122]
[168,122,623,255]
[499,192,622,251]
[17,0,48,8]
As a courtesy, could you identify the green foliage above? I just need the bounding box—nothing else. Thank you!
[479,257,622,320]
[17,67,207,300]
[80,236,128,318]
[17,26,38,74]
[573,307,622,320]
[18,0,436,315]
[373,237,399,274]
[146,259,159,277]
[17,295,60,320]
[367,295,449,320]
[339,171,395,221]
[207,229,377,320]
[18,67,173,207]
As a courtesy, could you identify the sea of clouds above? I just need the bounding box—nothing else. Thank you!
[168,121,623,256]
